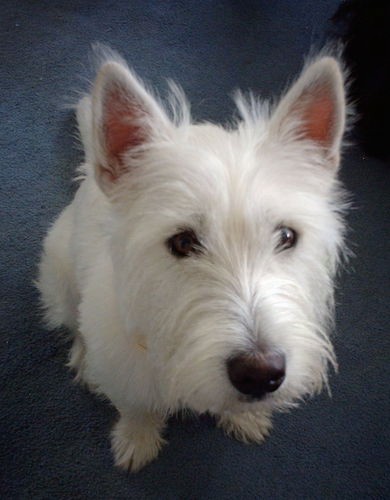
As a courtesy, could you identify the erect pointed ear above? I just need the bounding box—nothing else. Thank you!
[91,61,170,194]
[270,57,346,170]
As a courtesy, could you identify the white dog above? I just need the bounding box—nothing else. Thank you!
[38,49,348,472]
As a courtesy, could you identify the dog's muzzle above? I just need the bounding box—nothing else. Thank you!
[227,350,286,399]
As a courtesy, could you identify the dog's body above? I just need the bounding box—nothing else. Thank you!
[38,50,348,471]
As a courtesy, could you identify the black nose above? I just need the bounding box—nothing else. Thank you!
[227,351,286,399]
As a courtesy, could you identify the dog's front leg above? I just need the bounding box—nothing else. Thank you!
[217,409,273,444]
[111,410,167,472]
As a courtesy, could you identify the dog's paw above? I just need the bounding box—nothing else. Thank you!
[218,410,272,444]
[111,413,166,472]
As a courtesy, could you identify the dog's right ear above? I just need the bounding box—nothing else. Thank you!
[91,61,170,195]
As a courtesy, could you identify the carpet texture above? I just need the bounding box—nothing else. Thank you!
[1,1,389,498]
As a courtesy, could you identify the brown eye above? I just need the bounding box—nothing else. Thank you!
[277,226,297,251]
[167,230,201,258]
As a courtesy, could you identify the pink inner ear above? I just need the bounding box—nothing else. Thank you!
[301,89,335,147]
[104,87,147,174]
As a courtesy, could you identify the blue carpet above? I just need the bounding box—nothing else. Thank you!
[1,1,389,498]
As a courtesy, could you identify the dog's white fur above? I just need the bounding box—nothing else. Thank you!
[38,50,348,472]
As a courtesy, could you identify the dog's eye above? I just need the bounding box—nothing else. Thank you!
[167,230,201,258]
[276,226,297,251]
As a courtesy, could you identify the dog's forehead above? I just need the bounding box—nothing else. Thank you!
[186,122,260,165]
[165,123,321,207]
[168,123,264,187]
[133,120,333,240]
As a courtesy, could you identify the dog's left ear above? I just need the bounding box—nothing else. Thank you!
[270,57,346,170]
[91,61,170,194]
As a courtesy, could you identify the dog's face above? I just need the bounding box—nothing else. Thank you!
[87,54,347,415]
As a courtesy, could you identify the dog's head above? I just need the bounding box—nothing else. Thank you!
[85,51,348,415]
